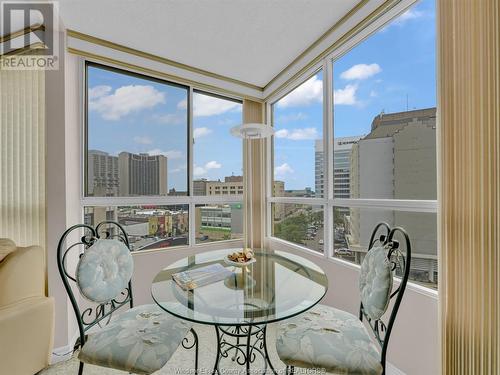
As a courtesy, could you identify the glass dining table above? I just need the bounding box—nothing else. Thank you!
[151,248,328,374]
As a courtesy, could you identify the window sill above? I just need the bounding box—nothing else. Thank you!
[130,238,244,256]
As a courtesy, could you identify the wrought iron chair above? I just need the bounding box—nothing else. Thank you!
[276,222,411,375]
[57,221,199,375]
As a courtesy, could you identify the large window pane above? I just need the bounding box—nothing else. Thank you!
[192,91,243,196]
[334,206,437,288]
[86,64,188,197]
[195,203,243,243]
[272,203,324,253]
[84,205,189,251]
[333,0,436,200]
[273,71,324,198]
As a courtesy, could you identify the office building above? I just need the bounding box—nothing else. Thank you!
[87,150,119,196]
[315,137,362,199]
[118,152,168,196]
[348,108,437,282]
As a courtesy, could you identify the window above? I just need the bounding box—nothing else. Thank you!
[84,205,189,251]
[269,0,437,289]
[195,203,243,243]
[334,206,437,286]
[269,71,324,253]
[273,71,324,198]
[86,63,188,197]
[272,203,324,253]
[192,91,243,196]
[84,63,244,251]
[333,0,436,201]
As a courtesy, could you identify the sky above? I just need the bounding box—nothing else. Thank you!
[87,67,242,194]
[87,0,435,195]
[273,0,436,190]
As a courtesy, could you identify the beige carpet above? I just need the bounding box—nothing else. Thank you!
[41,324,319,374]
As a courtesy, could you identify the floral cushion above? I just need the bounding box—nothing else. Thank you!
[76,239,134,303]
[276,304,383,375]
[79,304,191,374]
[359,245,393,320]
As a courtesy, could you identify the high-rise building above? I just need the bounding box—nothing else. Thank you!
[87,150,119,196]
[348,107,437,283]
[314,137,362,198]
[118,152,168,196]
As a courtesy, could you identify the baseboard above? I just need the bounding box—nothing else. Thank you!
[387,362,406,375]
[50,331,79,364]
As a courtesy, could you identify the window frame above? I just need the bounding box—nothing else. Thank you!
[82,61,244,250]
[265,0,438,292]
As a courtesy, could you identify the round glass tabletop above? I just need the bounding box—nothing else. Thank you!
[151,248,328,326]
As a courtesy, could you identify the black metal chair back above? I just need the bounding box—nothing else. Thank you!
[360,222,412,374]
[56,221,134,351]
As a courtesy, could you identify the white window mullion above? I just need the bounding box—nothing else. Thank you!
[188,87,195,246]
[265,102,274,240]
[323,58,334,258]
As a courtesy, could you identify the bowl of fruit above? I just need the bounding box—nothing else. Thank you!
[224,248,256,267]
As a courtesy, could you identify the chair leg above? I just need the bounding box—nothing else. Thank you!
[182,328,199,374]
[78,361,84,375]
[192,328,199,374]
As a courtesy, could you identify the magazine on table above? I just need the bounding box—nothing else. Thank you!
[172,263,233,290]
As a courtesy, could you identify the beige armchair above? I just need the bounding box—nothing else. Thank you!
[0,239,54,375]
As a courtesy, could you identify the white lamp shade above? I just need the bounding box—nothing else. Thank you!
[230,123,274,139]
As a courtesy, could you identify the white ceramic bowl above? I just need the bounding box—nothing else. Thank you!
[224,256,256,267]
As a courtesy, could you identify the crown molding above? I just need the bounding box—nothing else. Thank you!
[68,47,263,102]
[67,29,262,92]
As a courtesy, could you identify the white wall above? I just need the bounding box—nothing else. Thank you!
[268,237,439,375]
[46,36,84,353]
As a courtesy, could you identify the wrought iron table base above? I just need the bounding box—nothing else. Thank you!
[212,324,278,375]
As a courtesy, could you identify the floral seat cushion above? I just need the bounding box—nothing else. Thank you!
[276,304,383,375]
[359,245,393,320]
[79,304,191,375]
[76,239,134,303]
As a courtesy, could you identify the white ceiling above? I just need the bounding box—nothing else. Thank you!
[58,0,361,87]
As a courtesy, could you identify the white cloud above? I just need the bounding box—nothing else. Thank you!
[334,84,358,105]
[275,163,294,177]
[205,160,222,169]
[147,149,184,160]
[153,113,185,125]
[193,127,212,139]
[277,75,323,108]
[193,166,206,176]
[340,63,382,80]
[88,85,111,100]
[277,112,308,123]
[193,161,222,176]
[89,85,165,120]
[177,99,187,111]
[370,90,378,98]
[393,8,424,26]
[171,165,187,173]
[178,95,241,117]
[133,136,153,145]
[275,127,319,140]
